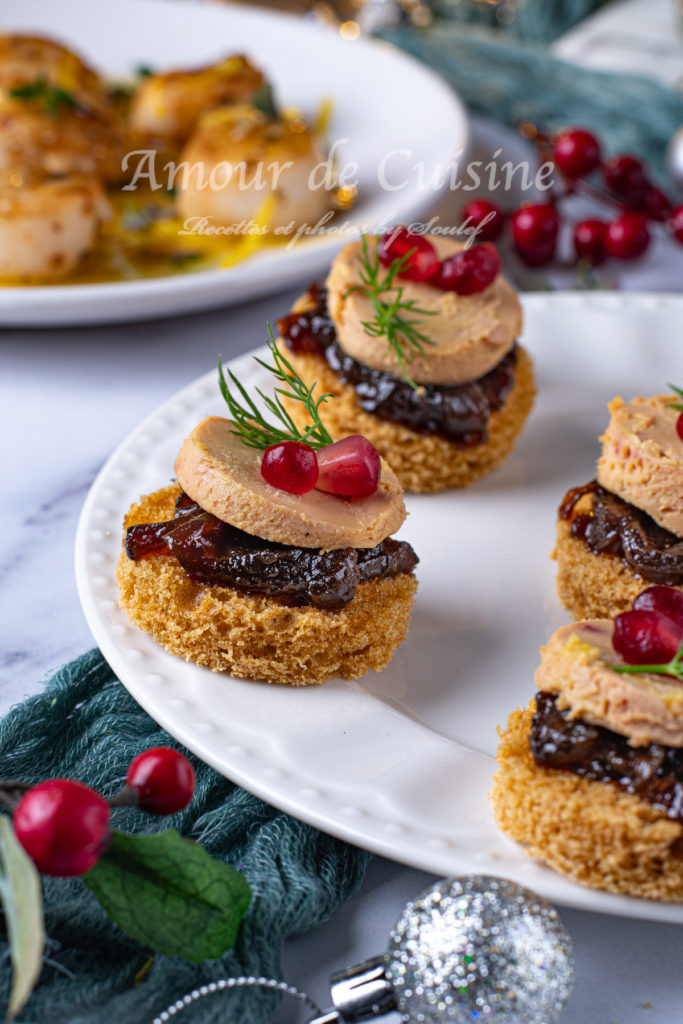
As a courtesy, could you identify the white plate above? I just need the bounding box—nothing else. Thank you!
[0,0,466,326]
[76,292,683,922]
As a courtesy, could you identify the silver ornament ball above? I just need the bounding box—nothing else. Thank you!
[386,875,573,1024]
[666,127,683,196]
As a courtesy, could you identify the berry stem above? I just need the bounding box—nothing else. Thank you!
[107,786,140,809]
[613,637,683,680]
[0,780,32,813]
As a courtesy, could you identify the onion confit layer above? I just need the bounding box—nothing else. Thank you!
[559,480,683,585]
[126,491,417,610]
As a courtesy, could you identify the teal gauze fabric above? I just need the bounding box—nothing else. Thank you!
[0,651,371,1024]
[378,24,683,180]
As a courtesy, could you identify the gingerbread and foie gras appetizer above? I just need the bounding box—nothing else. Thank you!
[117,335,418,686]
[555,387,683,620]
[492,583,683,901]
[277,227,536,493]
[0,34,336,282]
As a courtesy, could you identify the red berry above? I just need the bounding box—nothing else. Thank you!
[678,411,683,442]
[14,779,110,876]
[377,227,438,282]
[433,243,501,295]
[669,204,683,244]
[642,185,672,223]
[552,128,601,180]
[316,435,381,499]
[605,213,650,260]
[613,609,683,665]
[510,204,560,265]
[573,219,608,265]
[461,198,505,242]
[126,747,196,815]
[633,586,683,630]
[602,155,647,205]
[261,441,318,494]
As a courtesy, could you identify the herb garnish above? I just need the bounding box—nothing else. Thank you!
[251,81,279,120]
[614,637,683,682]
[669,383,683,412]
[350,235,436,390]
[9,77,80,117]
[218,326,333,450]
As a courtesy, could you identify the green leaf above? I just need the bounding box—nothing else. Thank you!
[251,81,279,120]
[83,830,251,962]
[0,816,45,1021]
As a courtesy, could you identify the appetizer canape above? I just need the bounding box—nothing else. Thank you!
[492,585,683,902]
[117,334,418,685]
[556,390,683,619]
[277,228,535,493]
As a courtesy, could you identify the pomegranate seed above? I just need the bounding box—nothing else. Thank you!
[602,154,647,205]
[669,204,683,244]
[552,128,601,180]
[377,227,439,282]
[14,779,110,876]
[605,213,650,260]
[433,243,501,294]
[573,219,608,265]
[641,185,672,223]
[677,411,683,442]
[461,198,505,242]
[126,747,196,815]
[613,609,683,665]
[510,204,560,265]
[316,435,381,499]
[633,586,683,631]
[261,441,318,494]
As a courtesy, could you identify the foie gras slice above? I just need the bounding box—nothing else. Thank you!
[175,416,406,549]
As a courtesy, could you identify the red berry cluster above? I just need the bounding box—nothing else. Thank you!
[613,586,683,667]
[378,226,501,294]
[12,747,195,877]
[261,434,381,498]
[461,126,683,267]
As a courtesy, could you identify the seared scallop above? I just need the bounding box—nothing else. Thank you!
[174,106,331,231]
[0,177,110,279]
[128,55,264,144]
[0,96,124,184]
[0,34,109,116]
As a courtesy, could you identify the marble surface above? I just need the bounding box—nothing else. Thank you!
[3,282,683,1024]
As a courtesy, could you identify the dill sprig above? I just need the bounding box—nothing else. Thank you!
[669,383,683,412]
[218,325,334,451]
[351,234,436,389]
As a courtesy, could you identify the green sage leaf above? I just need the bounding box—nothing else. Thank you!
[0,816,45,1021]
[83,830,251,962]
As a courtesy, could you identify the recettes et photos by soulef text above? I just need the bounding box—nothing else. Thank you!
[0,33,348,282]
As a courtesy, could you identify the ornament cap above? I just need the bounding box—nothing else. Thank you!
[308,954,399,1024]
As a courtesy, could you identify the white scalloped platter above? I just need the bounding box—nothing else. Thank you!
[0,0,466,326]
[76,292,683,922]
